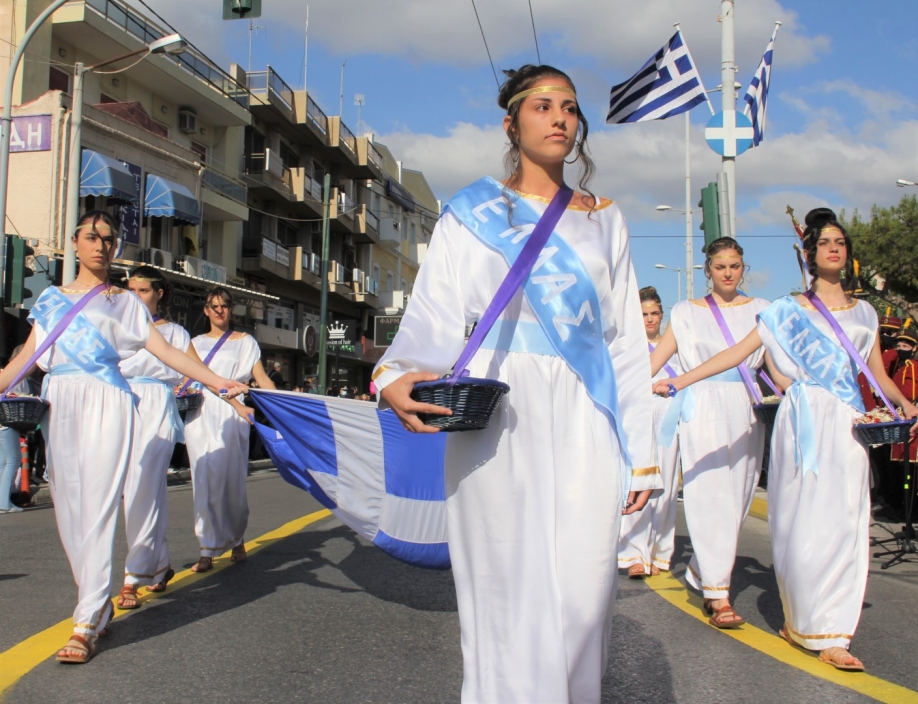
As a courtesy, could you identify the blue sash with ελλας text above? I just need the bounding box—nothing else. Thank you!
[757,296,863,475]
[444,177,632,495]
[29,286,133,395]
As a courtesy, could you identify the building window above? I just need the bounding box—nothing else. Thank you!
[386,271,394,293]
[49,67,70,93]
[99,93,118,105]
[277,219,297,246]
[400,278,407,292]
[373,264,381,291]
[279,142,297,170]
[191,141,207,165]
[410,222,417,245]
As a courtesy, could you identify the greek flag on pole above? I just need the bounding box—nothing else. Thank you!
[250,389,450,570]
[606,31,709,124]
[743,26,779,146]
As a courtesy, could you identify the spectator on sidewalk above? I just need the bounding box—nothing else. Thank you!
[268,362,285,389]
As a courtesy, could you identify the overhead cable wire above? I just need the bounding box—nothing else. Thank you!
[527,0,541,64]
[470,0,500,90]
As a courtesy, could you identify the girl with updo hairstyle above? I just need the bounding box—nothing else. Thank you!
[649,235,771,629]
[0,212,245,663]
[114,264,196,609]
[654,207,918,671]
[374,64,656,701]
[619,286,684,580]
[183,285,277,573]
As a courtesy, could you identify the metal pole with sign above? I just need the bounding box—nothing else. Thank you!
[317,173,331,394]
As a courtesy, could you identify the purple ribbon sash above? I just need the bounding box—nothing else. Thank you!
[704,294,763,404]
[178,329,232,395]
[447,186,573,383]
[804,291,900,419]
[648,341,678,379]
[758,370,784,398]
[1,284,106,400]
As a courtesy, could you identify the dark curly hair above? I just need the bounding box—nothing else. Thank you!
[128,264,172,320]
[703,237,745,278]
[801,207,854,284]
[497,64,595,207]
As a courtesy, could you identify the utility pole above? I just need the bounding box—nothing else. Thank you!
[302,7,309,90]
[339,59,347,118]
[720,0,737,237]
[684,111,693,300]
[318,173,331,394]
[62,62,86,283]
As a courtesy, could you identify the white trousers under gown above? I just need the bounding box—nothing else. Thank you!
[769,385,870,650]
[447,351,624,704]
[618,395,680,574]
[122,381,182,586]
[45,374,136,636]
[184,393,250,557]
[680,380,764,599]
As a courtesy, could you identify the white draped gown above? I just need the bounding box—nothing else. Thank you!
[618,342,682,574]
[669,296,769,599]
[119,320,189,586]
[183,333,260,557]
[31,287,150,637]
[374,195,657,704]
[758,299,876,650]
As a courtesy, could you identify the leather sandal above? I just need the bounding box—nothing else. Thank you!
[191,556,213,573]
[56,634,96,664]
[231,544,247,563]
[703,599,745,629]
[819,647,865,672]
[116,584,139,610]
[148,568,175,593]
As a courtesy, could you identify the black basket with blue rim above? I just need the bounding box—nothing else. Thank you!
[0,396,49,431]
[174,393,203,413]
[752,401,780,427]
[855,418,916,446]
[411,377,510,432]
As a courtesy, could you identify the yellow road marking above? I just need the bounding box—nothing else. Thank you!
[0,509,332,695]
[749,494,768,521]
[645,569,918,703]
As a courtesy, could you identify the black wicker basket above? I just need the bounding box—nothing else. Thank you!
[174,393,203,413]
[411,377,510,432]
[855,418,916,445]
[753,402,780,426]
[0,397,49,431]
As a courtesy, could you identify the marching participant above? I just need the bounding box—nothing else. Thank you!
[374,65,657,703]
[0,211,246,664]
[890,321,918,467]
[654,207,918,672]
[116,266,193,609]
[183,286,276,573]
[649,237,769,628]
[619,286,682,577]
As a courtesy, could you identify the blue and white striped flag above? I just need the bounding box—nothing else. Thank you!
[251,390,450,570]
[743,26,780,146]
[606,31,711,124]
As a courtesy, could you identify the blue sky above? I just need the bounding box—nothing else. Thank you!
[150,0,918,311]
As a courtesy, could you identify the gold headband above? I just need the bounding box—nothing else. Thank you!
[128,275,160,282]
[507,85,576,109]
[641,301,662,310]
[710,254,742,260]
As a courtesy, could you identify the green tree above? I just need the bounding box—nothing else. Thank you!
[841,195,918,319]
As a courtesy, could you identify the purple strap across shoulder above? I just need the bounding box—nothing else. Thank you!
[804,291,899,419]
[0,283,106,401]
[447,185,573,384]
[178,329,232,395]
[648,342,678,379]
[704,294,763,404]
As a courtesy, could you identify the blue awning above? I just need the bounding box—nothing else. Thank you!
[144,174,201,224]
[80,150,138,204]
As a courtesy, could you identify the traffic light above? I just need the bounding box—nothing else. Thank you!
[4,235,34,306]
[222,0,262,19]
[698,182,721,252]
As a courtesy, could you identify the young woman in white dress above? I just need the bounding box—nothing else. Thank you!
[619,286,682,578]
[183,286,275,573]
[0,211,246,664]
[375,65,657,704]
[116,266,194,609]
[649,237,770,628]
[654,208,918,671]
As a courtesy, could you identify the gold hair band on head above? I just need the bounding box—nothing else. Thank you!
[507,85,576,109]
[710,254,742,260]
[128,275,159,283]
[641,301,662,309]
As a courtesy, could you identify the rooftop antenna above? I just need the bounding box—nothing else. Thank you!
[303,6,309,90]
[354,93,365,134]
[247,17,265,74]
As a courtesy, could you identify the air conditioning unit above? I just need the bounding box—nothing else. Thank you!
[144,247,172,269]
[343,234,354,248]
[265,148,285,178]
[178,108,197,134]
[352,268,363,289]
[182,255,203,277]
[336,263,345,282]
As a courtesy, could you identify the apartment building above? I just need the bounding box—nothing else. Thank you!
[1,0,274,336]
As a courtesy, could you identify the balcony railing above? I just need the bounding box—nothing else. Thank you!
[246,67,293,112]
[77,0,248,108]
[202,167,247,203]
[367,142,384,168]
[339,121,357,156]
[306,96,328,135]
[243,235,289,267]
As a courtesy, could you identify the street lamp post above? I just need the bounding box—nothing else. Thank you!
[62,33,186,282]
[897,179,917,188]
[656,205,701,300]
[654,263,703,302]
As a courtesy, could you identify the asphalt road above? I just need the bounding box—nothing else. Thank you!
[2,471,917,703]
